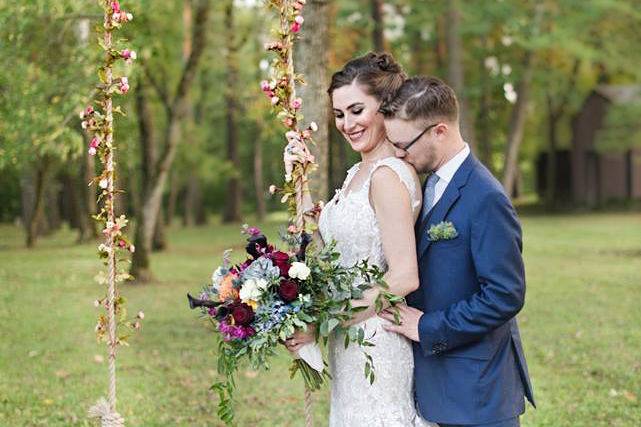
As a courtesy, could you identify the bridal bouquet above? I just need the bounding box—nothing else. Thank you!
[188,225,401,424]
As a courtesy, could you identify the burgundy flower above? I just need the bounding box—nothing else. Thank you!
[231,303,255,326]
[278,279,299,302]
[270,251,291,277]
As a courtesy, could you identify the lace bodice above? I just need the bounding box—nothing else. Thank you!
[318,157,435,427]
[319,157,422,270]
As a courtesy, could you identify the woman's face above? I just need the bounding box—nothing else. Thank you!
[332,82,386,154]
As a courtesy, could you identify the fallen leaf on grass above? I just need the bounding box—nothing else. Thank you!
[244,370,258,378]
[622,390,637,402]
[55,370,69,379]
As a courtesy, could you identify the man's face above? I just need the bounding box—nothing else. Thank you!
[384,117,442,174]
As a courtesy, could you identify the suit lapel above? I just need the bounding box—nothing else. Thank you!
[417,154,477,260]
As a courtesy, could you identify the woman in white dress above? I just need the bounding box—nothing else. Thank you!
[286,52,436,426]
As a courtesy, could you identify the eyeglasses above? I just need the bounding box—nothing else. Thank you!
[386,123,438,152]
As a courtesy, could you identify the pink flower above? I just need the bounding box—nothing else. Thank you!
[287,224,297,234]
[119,11,132,22]
[247,226,262,236]
[121,49,137,64]
[260,80,270,92]
[291,22,301,33]
[111,1,120,13]
[290,97,302,109]
[90,137,100,148]
[283,117,294,127]
[293,2,304,10]
[269,185,277,194]
[99,178,109,189]
[118,240,127,248]
[129,244,135,253]
[295,15,304,25]
[271,96,280,105]
[302,129,311,139]
[88,147,97,156]
[119,77,130,94]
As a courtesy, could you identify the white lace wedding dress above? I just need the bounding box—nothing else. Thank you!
[318,157,437,427]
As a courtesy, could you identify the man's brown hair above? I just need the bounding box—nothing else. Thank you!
[380,76,459,124]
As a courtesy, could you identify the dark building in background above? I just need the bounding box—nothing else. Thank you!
[538,85,641,207]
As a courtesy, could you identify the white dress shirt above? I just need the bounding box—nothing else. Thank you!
[429,143,470,210]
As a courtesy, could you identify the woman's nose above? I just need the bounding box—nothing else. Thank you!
[343,115,356,132]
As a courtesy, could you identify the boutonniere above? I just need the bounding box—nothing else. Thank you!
[428,221,458,242]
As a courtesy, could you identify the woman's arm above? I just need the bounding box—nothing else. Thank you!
[346,166,421,325]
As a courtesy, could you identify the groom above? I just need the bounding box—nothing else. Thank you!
[379,76,535,427]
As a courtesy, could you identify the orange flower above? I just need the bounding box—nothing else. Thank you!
[218,274,239,302]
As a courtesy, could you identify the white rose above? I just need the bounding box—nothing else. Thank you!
[211,266,225,288]
[289,261,311,280]
[239,278,267,303]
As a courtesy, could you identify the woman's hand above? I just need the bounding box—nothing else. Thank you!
[285,324,317,354]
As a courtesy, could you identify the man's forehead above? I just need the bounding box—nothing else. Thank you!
[384,118,420,133]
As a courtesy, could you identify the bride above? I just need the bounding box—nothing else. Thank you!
[286,52,435,426]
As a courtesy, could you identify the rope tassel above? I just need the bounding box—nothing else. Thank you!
[88,398,125,427]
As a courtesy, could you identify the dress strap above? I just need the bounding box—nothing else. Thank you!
[364,157,421,211]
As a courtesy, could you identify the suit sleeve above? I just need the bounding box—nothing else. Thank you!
[417,190,526,357]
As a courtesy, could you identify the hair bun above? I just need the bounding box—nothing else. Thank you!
[371,52,401,74]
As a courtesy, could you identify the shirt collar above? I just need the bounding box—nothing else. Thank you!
[434,143,470,184]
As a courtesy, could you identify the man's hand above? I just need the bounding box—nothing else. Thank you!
[379,304,423,342]
[284,324,316,354]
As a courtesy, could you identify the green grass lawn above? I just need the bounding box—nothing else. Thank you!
[1,212,640,426]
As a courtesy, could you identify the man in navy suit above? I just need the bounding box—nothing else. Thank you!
[379,76,535,427]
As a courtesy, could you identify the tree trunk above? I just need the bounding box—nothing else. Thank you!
[294,0,330,201]
[545,59,580,208]
[445,0,475,149]
[477,36,493,173]
[253,125,266,221]
[502,51,534,197]
[371,0,385,51]
[222,0,242,223]
[434,16,447,76]
[546,94,559,208]
[130,0,211,281]
[183,174,198,227]
[44,178,61,235]
[153,205,167,250]
[166,170,180,226]
[24,158,51,248]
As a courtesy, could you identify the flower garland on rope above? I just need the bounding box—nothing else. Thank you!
[263,0,322,235]
[261,1,320,426]
[84,2,142,426]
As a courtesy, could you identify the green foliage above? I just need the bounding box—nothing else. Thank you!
[0,1,96,170]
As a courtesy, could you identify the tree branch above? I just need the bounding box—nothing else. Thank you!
[141,61,172,116]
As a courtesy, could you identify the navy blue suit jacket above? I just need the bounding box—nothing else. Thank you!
[408,154,535,425]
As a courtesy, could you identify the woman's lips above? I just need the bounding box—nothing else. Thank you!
[347,129,364,142]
